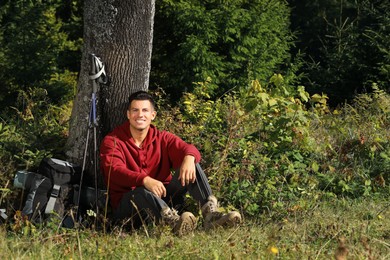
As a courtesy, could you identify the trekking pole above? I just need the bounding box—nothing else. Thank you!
[90,54,99,221]
[77,54,107,225]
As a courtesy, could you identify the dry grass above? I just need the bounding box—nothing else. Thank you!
[1,196,389,259]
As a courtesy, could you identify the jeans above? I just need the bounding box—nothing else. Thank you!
[113,164,212,229]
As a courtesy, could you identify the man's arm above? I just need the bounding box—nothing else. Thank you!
[178,155,196,186]
[164,131,201,163]
[143,154,196,195]
[143,176,166,198]
[100,136,148,188]
[101,135,170,198]
[163,132,201,186]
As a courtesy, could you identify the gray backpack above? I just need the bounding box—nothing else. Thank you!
[14,158,81,227]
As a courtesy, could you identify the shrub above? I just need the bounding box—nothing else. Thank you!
[155,79,389,217]
[310,84,390,196]
[0,88,71,189]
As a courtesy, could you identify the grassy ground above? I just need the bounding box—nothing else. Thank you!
[1,197,389,259]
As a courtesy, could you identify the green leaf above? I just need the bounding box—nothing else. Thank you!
[258,92,269,103]
[311,161,319,173]
[268,98,277,107]
[298,86,309,102]
[244,99,258,112]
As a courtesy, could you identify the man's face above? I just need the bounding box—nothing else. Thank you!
[127,100,156,132]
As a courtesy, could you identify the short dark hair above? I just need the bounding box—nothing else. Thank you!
[128,91,157,110]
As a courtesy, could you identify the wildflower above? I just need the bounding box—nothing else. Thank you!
[270,246,279,255]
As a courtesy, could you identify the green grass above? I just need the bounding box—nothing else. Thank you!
[1,197,389,259]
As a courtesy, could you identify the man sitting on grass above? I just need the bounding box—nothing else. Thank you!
[100,91,241,236]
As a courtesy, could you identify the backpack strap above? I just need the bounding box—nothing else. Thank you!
[45,184,61,214]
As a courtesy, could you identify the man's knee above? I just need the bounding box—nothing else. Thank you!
[113,188,160,228]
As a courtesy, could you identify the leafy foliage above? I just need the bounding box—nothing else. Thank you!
[289,0,390,105]
[151,0,295,100]
[0,0,82,108]
[310,84,390,196]
[0,88,71,188]
[155,78,389,217]
[0,0,388,226]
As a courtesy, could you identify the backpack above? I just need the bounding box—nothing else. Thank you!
[38,158,82,226]
[14,158,81,227]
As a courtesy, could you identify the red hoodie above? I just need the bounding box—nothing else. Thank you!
[99,121,201,209]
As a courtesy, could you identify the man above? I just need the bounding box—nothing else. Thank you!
[100,91,241,236]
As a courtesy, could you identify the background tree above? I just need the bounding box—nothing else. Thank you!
[0,0,82,170]
[0,0,82,110]
[289,0,390,105]
[65,0,155,181]
[151,0,295,100]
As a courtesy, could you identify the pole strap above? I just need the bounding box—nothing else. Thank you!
[0,209,7,220]
[89,54,107,84]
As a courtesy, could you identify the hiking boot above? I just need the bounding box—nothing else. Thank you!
[201,195,242,229]
[160,207,197,236]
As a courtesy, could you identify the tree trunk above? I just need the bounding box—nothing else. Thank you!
[66,0,155,185]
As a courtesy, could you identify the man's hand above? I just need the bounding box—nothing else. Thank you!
[178,155,196,186]
[143,176,166,198]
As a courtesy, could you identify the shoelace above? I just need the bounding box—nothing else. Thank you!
[161,208,180,226]
[209,200,217,213]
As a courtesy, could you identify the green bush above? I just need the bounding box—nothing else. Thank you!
[0,0,82,108]
[310,84,390,196]
[0,88,71,189]
[155,79,390,217]
[151,0,295,99]
[1,79,388,219]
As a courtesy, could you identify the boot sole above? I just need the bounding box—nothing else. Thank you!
[173,212,197,237]
[204,211,242,229]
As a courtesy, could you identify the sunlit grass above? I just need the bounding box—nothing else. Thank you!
[1,196,389,259]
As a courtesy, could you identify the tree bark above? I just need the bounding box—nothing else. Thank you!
[66,0,155,185]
